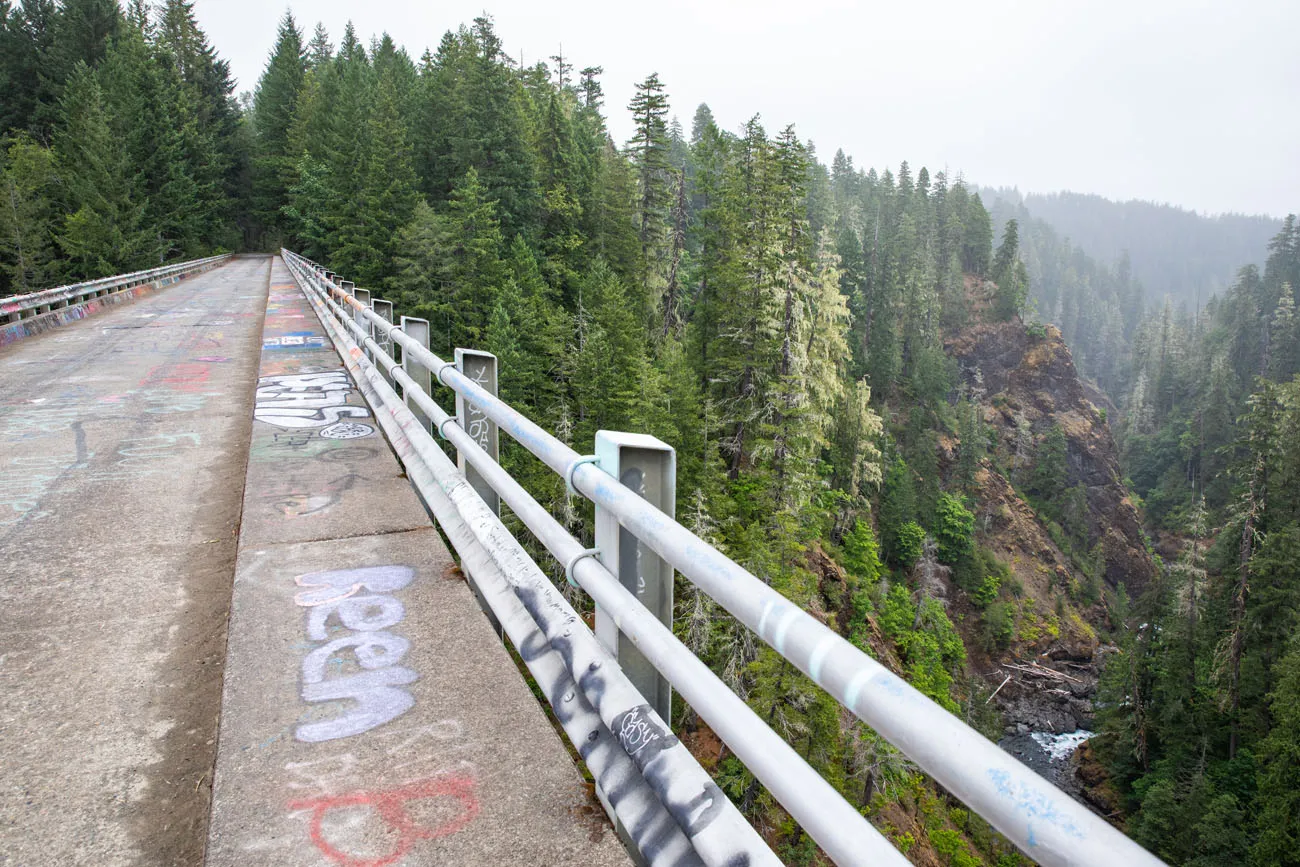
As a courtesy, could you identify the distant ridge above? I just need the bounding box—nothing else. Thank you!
[978,187,1282,305]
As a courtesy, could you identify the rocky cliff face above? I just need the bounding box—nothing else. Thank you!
[947,321,1156,595]
[939,321,1157,737]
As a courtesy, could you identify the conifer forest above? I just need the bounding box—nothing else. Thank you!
[2,3,1298,865]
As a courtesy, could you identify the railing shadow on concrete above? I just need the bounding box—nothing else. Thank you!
[1,254,232,346]
[281,249,1166,867]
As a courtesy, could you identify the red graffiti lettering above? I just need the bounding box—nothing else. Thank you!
[138,361,212,393]
[287,774,479,867]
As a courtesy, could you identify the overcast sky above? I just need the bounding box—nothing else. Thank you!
[193,0,1299,218]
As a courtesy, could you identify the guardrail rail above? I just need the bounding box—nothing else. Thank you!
[1,254,232,344]
[281,249,1166,867]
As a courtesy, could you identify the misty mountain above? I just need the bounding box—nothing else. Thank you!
[980,187,1281,306]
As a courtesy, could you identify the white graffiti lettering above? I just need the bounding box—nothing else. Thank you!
[466,365,491,449]
[617,707,662,757]
[292,565,419,743]
[254,370,372,430]
[319,420,373,439]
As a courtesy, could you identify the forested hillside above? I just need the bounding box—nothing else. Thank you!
[982,188,1281,308]
[984,194,1144,397]
[987,179,1300,863]
[0,0,246,294]
[2,3,1298,865]
[982,184,1300,864]
[1081,218,1300,866]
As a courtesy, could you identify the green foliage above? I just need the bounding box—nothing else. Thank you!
[930,827,981,867]
[878,585,965,711]
[776,834,818,866]
[27,10,1277,860]
[569,259,654,442]
[0,0,246,290]
[251,11,304,238]
[0,134,59,291]
[934,493,975,565]
[981,602,1015,650]
[880,459,918,564]
[973,572,1001,607]
[991,218,1027,321]
[1251,640,1300,865]
[955,396,986,490]
[953,545,1011,595]
[626,71,672,316]
[893,521,926,570]
[841,517,883,584]
[1028,423,1069,501]
[714,755,752,803]
[1090,372,1300,863]
[54,62,156,276]
[391,169,505,354]
[328,65,419,285]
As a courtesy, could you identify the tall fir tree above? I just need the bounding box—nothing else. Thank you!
[53,62,154,276]
[251,10,304,241]
[626,72,671,324]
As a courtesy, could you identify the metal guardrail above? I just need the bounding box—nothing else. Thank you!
[282,249,1166,867]
[1,254,232,324]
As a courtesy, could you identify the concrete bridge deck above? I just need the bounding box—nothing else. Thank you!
[0,256,626,866]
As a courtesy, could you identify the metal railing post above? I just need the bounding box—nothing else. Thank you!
[453,348,500,515]
[351,288,371,345]
[372,299,395,386]
[401,316,433,435]
[593,432,676,725]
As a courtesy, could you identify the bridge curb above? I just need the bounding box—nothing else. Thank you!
[204,257,629,867]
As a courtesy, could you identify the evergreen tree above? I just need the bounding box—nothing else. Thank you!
[35,0,120,132]
[570,258,653,444]
[1028,423,1069,505]
[391,168,504,355]
[330,65,418,285]
[992,217,1027,321]
[879,459,917,565]
[962,192,993,276]
[53,62,154,276]
[1252,638,1300,866]
[305,22,333,68]
[0,0,58,135]
[0,133,58,293]
[155,0,245,246]
[98,24,216,257]
[626,71,671,323]
[251,10,304,240]
[418,17,537,237]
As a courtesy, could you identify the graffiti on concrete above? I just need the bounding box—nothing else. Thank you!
[266,472,369,518]
[283,722,467,792]
[288,773,479,867]
[115,433,201,467]
[263,331,328,350]
[320,421,374,440]
[138,361,213,393]
[254,370,374,431]
[283,563,478,865]
[293,565,419,743]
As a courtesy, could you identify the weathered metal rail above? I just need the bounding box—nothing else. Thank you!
[282,249,1166,867]
[1,254,231,342]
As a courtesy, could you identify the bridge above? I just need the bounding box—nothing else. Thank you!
[0,254,1165,867]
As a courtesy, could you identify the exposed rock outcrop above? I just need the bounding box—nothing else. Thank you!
[947,321,1157,595]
